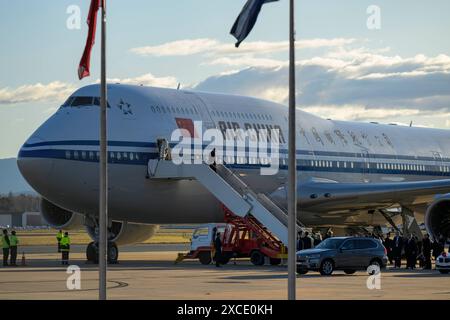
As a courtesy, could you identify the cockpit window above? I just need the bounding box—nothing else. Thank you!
[71,96,94,107]
[62,97,75,106]
[62,96,111,108]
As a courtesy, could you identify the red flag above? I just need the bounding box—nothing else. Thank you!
[175,118,198,138]
[78,0,101,80]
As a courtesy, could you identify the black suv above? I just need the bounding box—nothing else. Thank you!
[296,237,388,276]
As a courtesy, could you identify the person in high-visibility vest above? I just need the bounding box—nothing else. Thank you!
[2,229,10,267]
[9,230,18,266]
[60,232,71,265]
[56,230,63,253]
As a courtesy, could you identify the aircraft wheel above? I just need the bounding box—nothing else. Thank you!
[86,242,98,263]
[108,242,119,264]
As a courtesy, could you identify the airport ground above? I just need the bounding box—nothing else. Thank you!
[0,243,449,300]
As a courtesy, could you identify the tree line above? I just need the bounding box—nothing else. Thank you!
[0,193,40,213]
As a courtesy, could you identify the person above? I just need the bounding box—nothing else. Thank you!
[56,230,63,253]
[324,229,333,240]
[9,230,18,266]
[2,229,10,267]
[422,234,432,270]
[60,232,71,265]
[313,232,322,247]
[383,233,394,265]
[392,232,403,268]
[209,149,217,172]
[405,234,418,269]
[302,231,314,249]
[296,232,303,251]
[214,232,222,267]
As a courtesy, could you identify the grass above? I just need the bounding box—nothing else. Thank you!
[10,228,193,246]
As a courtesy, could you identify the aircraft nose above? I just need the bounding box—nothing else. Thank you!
[17,136,54,196]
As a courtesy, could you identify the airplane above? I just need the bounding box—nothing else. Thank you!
[17,84,450,260]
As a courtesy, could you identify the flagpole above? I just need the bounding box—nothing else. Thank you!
[287,0,297,301]
[99,0,108,301]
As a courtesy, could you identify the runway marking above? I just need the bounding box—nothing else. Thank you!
[0,279,128,295]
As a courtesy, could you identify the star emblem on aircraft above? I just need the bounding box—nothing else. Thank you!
[117,99,133,115]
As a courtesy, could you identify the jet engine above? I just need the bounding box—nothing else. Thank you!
[40,198,84,230]
[85,221,159,246]
[425,195,450,241]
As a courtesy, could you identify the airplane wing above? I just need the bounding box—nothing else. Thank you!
[272,179,450,212]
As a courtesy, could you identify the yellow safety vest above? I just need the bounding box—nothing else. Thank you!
[9,235,18,247]
[1,235,10,249]
[57,232,63,242]
[60,236,71,252]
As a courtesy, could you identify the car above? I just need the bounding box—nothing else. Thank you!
[435,252,450,274]
[296,236,388,276]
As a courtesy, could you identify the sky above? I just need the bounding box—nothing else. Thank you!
[1,0,450,159]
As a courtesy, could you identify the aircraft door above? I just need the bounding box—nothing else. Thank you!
[432,151,444,177]
[189,93,216,131]
[359,148,371,182]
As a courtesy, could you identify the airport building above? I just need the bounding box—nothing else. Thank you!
[0,211,45,228]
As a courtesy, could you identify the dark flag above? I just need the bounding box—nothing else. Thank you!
[230,0,278,47]
[78,0,102,80]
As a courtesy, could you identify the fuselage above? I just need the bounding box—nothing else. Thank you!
[17,84,450,227]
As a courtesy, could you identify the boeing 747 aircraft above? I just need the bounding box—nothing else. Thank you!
[17,84,450,260]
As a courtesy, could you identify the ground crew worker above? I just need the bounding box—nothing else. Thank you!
[56,230,63,252]
[2,229,10,267]
[9,230,18,266]
[214,232,222,268]
[60,232,71,265]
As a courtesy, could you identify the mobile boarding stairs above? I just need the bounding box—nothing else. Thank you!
[147,154,306,248]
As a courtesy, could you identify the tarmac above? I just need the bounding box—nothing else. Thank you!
[0,244,449,300]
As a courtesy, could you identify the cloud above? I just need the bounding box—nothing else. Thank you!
[130,38,356,69]
[0,82,76,105]
[130,38,219,57]
[194,47,450,123]
[1,72,179,106]
[105,73,178,88]
[301,105,421,122]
